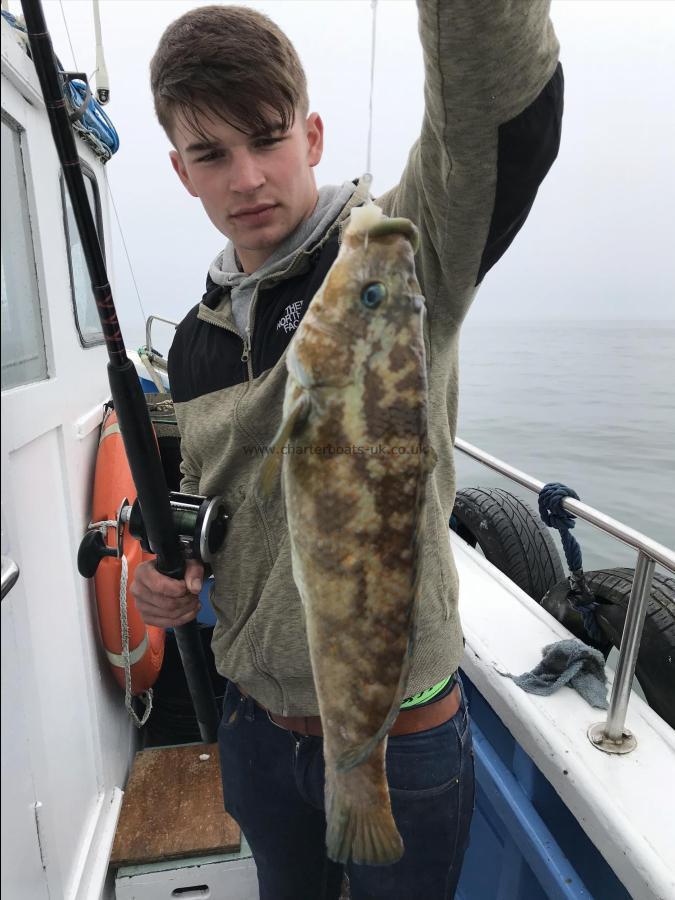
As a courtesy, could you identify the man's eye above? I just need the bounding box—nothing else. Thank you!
[255,137,283,149]
[196,150,222,163]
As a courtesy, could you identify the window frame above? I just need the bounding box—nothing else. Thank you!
[1,108,50,390]
[59,162,106,348]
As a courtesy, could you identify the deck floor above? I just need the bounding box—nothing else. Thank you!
[111,743,240,866]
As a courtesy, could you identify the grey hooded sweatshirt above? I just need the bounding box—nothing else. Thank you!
[169,0,563,715]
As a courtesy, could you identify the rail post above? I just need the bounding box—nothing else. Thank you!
[588,551,656,753]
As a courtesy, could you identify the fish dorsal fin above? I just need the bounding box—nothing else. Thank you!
[259,391,312,496]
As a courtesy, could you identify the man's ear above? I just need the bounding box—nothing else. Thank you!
[306,112,324,168]
[170,150,199,198]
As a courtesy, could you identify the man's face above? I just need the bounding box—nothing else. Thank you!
[169,109,324,273]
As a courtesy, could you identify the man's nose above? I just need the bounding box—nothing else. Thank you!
[230,152,265,194]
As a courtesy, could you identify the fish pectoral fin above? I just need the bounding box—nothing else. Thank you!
[287,343,314,389]
[423,444,438,475]
[258,392,312,495]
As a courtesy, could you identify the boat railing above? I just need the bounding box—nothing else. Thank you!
[454,438,675,754]
[144,315,179,373]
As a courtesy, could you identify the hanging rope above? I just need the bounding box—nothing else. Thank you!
[538,482,606,645]
[89,518,116,530]
[119,554,153,728]
[138,347,166,392]
[86,521,153,726]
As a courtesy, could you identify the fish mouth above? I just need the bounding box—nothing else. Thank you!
[366,217,420,253]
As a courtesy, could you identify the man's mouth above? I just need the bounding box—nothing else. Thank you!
[231,204,278,223]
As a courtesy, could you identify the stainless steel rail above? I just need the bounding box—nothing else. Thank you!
[141,316,178,377]
[145,315,178,357]
[454,437,675,753]
[1,555,20,601]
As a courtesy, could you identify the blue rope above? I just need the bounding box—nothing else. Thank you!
[1,10,25,31]
[2,11,119,156]
[538,482,582,570]
[66,79,120,155]
[539,482,606,645]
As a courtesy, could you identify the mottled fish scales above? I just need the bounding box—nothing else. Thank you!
[264,203,434,865]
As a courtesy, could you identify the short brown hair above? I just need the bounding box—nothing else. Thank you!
[150,5,309,141]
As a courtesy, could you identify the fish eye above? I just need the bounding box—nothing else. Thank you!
[360,281,387,309]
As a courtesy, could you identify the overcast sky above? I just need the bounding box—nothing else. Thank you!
[18,0,675,346]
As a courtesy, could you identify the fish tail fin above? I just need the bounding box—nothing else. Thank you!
[258,392,311,495]
[325,769,403,865]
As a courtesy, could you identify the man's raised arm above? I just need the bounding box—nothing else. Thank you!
[377,0,563,327]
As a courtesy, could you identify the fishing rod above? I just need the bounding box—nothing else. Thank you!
[20,0,220,743]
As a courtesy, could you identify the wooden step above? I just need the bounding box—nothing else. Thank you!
[111,743,240,866]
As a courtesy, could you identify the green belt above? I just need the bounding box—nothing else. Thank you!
[400,673,455,709]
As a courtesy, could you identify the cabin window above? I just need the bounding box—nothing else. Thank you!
[1,116,49,391]
[61,166,105,347]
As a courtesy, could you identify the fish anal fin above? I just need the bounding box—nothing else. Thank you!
[335,636,414,774]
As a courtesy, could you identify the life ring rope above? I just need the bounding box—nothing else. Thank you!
[119,553,153,728]
[89,510,156,724]
[89,408,164,711]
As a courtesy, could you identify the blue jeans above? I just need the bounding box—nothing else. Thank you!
[217,678,475,900]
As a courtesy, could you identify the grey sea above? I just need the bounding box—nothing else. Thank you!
[455,320,675,573]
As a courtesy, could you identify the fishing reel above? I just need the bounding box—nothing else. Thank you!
[77,493,228,578]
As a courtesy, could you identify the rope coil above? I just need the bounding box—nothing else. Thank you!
[119,554,153,727]
[539,482,606,645]
[0,9,119,159]
[87,519,153,726]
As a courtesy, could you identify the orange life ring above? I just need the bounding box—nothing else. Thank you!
[91,407,165,694]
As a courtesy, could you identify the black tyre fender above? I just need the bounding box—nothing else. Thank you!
[541,568,675,728]
[450,488,565,602]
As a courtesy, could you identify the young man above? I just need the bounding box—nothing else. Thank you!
[133,3,563,897]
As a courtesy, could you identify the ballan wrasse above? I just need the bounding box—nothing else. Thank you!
[262,202,436,864]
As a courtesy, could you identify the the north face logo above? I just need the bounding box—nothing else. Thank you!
[276,300,303,334]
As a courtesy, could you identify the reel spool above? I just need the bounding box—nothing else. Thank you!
[127,493,228,564]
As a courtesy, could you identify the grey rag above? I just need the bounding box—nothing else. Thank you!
[501,638,609,709]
